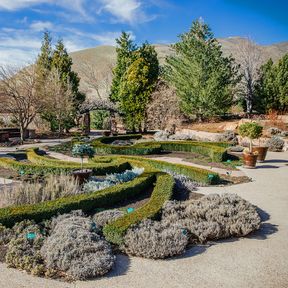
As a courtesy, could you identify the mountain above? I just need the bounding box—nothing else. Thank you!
[70,38,288,99]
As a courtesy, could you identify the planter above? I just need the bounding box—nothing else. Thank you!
[72,169,92,185]
[242,153,258,168]
[252,146,268,162]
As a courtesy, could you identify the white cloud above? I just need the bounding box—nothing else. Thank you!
[99,0,156,24]
[0,0,51,10]
[30,21,53,31]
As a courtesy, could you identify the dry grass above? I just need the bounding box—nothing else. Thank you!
[0,174,79,208]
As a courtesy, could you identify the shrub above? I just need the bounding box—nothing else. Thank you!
[0,169,155,227]
[41,213,115,280]
[153,130,171,141]
[117,155,220,184]
[82,167,144,193]
[0,174,80,208]
[5,220,47,276]
[238,122,263,152]
[72,144,95,169]
[123,219,188,259]
[161,194,261,243]
[266,136,285,152]
[93,209,125,228]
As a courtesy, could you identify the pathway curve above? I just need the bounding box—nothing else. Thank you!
[0,152,288,288]
[46,151,88,164]
[150,156,246,177]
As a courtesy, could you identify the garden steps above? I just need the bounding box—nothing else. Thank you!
[149,156,246,177]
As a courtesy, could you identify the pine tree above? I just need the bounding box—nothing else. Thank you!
[110,32,137,103]
[255,59,278,113]
[255,54,288,113]
[119,43,159,131]
[277,54,288,111]
[165,20,239,121]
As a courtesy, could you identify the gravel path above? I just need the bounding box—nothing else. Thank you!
[0,152,288,288]
[150,156,245,177]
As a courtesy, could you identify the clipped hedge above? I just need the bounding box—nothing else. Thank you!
[0,154,130,176]
[92,136,162,155]
[91,135,228,161]
[103,172,174,245]
[0,169,155,227]
[104,156,220,185]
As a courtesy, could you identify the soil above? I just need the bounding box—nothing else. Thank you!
[180,120,239,133]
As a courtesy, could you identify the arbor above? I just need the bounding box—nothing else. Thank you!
[0,66,41,142]
[119,43,159,131]
[165,20,239,121]
[110,32,137,103]
[235,38,263,115]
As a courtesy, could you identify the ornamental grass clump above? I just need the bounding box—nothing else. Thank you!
[123,219,188,259]
[41,212,115,280]
[0,174,80,208]
[72,144,95,170]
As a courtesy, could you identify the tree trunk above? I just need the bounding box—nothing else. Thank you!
[19,124,25,144]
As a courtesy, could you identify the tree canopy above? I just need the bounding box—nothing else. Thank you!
[165,20,240,121]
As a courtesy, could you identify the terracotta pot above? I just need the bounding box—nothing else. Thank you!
[242,153,258,168]
[72,169,92,185]
[252,146,268,162]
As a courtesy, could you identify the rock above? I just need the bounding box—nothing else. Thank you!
[267,127,282,136]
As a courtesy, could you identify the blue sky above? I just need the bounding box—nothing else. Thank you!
[0,0,287,65]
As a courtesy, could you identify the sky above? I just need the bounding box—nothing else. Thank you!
[0,0,287,65]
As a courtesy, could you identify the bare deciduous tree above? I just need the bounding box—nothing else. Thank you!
[41,68,75,135]
[77,60,113,100]
[235,38,263,115]
[146,80,183,130]
[0,65,40,142]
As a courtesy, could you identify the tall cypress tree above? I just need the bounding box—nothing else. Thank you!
[119,43,159,131]
[110,32,137,103]
[165,20,239,121]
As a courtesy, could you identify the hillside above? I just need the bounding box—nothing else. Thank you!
[71,38,288,99]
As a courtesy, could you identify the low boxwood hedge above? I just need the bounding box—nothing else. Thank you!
[104,155,220,185]
[91,135,228,161]
[0,154,130,175]
[0,169,156,227]
[103,172,174,245]
[92,136,162,155]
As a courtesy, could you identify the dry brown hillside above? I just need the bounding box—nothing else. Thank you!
[70,38,288,99]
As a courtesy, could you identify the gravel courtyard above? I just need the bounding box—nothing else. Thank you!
[0,151,287,288]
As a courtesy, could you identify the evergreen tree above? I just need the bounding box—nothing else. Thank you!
[119,43,159,131]
[255,54,288,113]
[277,54,288,111]
[255,59,278,113]
[165,20,239,121]
[36,31,52,73]
[110,32,137,103]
